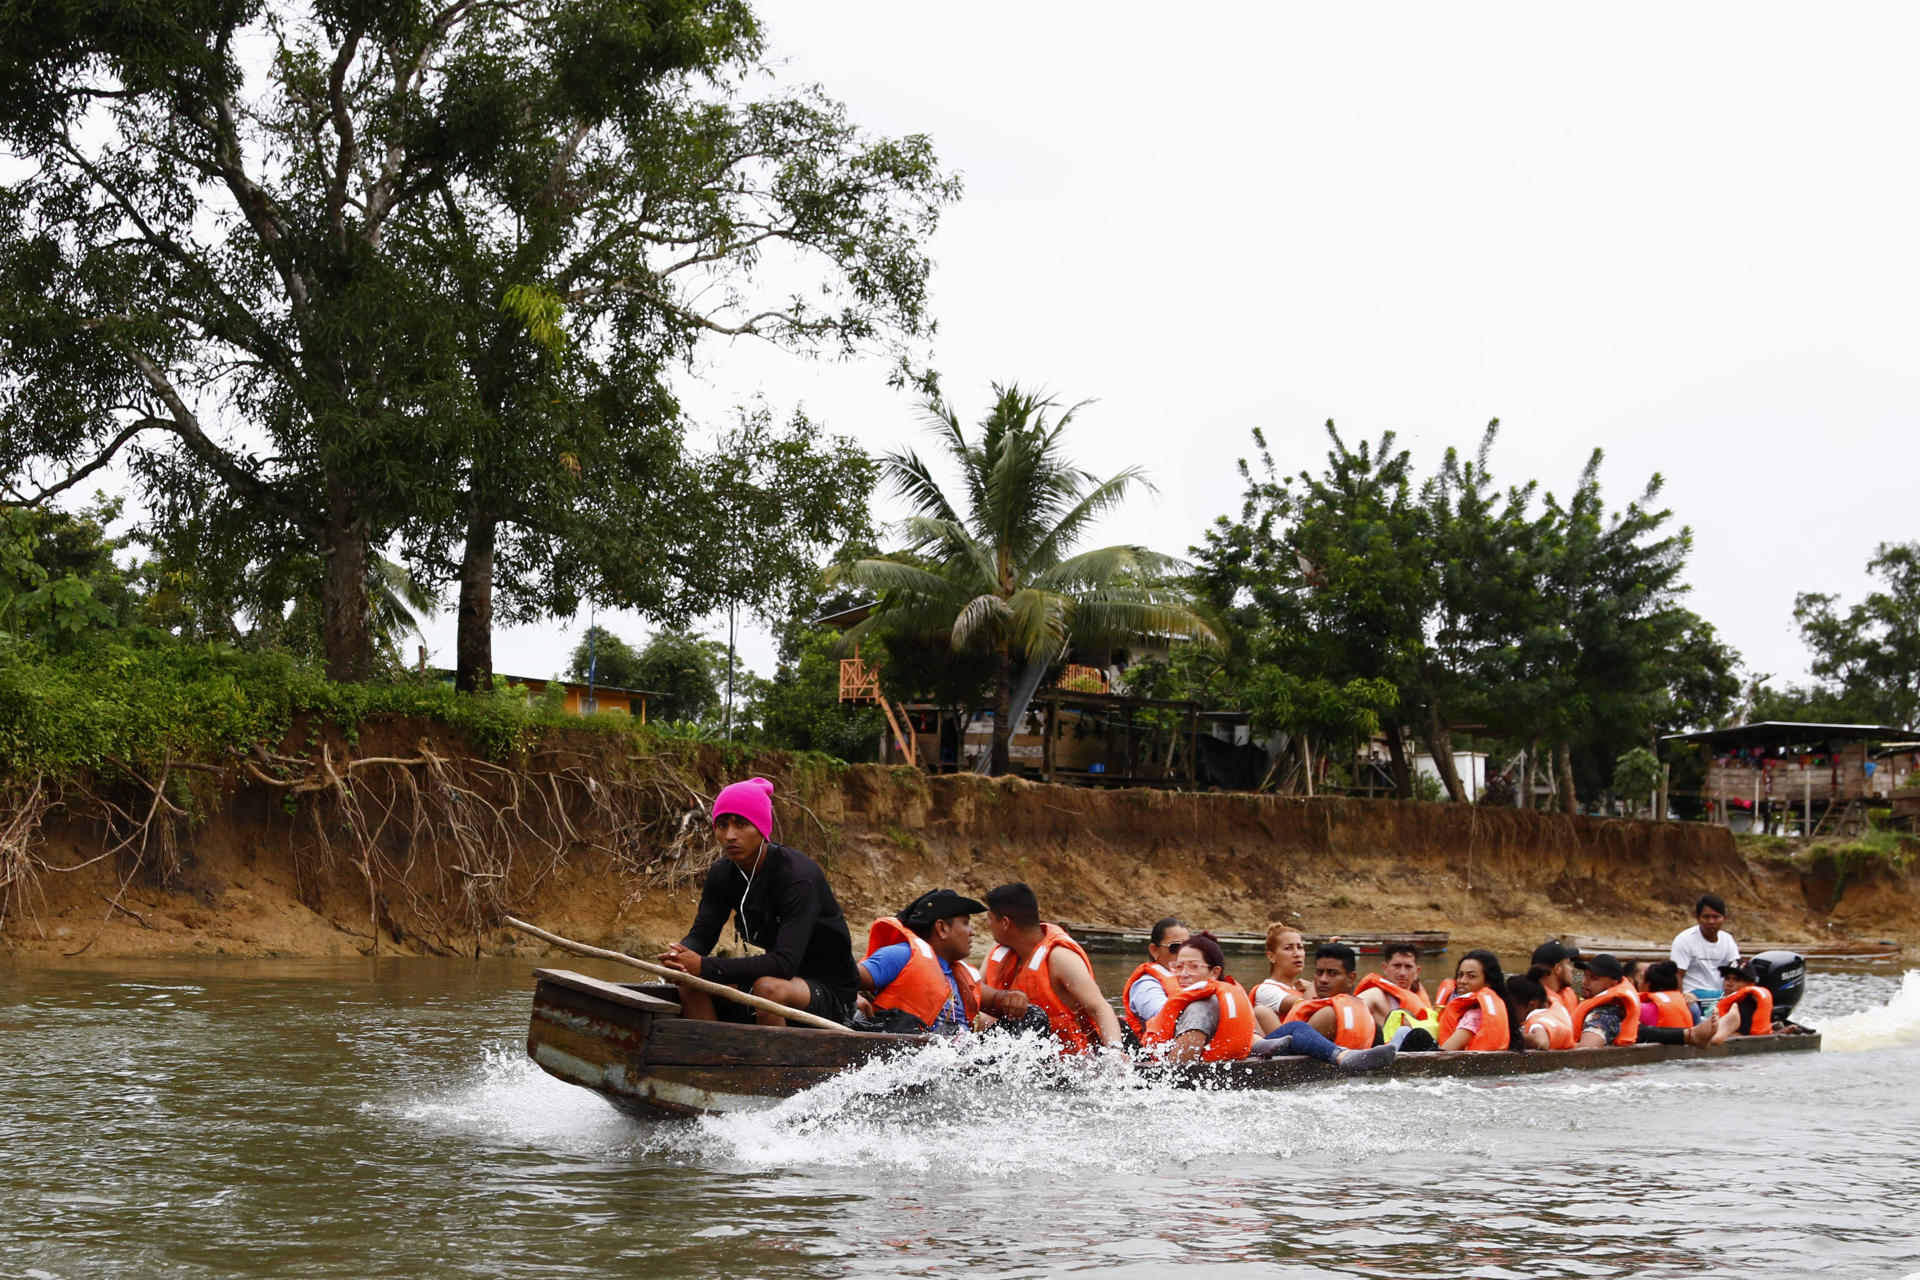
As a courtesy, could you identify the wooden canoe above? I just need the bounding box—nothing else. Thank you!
[1059,923,1450,956]
[524,968,1822,1119]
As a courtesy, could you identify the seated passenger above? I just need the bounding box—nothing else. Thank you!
[1280,943,1376,1049]
[1637,959,1714,1047]
[1509,974,1574,1050]
[1437,949,1519,1051]
[1573,953,1641,1048]
[978,882,1124,1053]
[1122,916,1190,1043]
[1356,940,1437,1042]
[1526,940,1582,1027]
[1707,960,1774,1044]
[1252,923,1311,1032]
[856,889,1026,1034]
[1139,932,1256,1063]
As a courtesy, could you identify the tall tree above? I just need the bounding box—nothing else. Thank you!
[1196,423,1439,796]
[0,0,953,683]
[1790,542,1920,729]
[835,385,1213,775]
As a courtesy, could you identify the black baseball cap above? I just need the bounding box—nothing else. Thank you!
[1532,940,1582,968]
[1578,953,1624,980]
[1719,960,1757,983]
[899,888,987,930]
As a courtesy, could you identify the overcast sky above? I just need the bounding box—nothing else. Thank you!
[431,2,1920,696]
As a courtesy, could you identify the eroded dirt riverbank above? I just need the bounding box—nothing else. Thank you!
[5,720,1915,961]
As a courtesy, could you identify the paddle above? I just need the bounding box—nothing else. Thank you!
[502,916,850,1033]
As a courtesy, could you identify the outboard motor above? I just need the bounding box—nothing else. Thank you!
[1750,951,1806,1023]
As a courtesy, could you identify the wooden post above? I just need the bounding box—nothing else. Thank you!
[1803,769,1812,838]
[1043,695,1057,784]
[1658,761,1670,822]
[1188,704,1200,790]
[1753,773,1761,835]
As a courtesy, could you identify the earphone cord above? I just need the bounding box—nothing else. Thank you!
[733,859,759,957]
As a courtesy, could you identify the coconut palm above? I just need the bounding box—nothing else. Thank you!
[834,384,1214,775]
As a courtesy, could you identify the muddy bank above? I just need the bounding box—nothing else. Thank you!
[3,718,1912,963]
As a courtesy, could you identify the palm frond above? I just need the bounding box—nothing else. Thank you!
[1006,587,1070,663]
[833,558,971,603]
[1027,467,1155,571]
[951,593,1011,651]
[881,446,966,526]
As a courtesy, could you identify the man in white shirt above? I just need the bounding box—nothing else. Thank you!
[1670,894,1739,1012]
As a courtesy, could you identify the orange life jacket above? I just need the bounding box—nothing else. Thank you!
[1550,984,1580,1025]
[1715,984,1774,1036]
[1643,989,1696,1029]
[1437,988,1512,1051]
[1141,977,1256,1061]
[980,923,1102,1054]
[1121,962,1182,1039]
[864,917,979,1031]
[1354,974,1433,1018]
[1284,992,1376,1050]
[1524,999,1577,1050]
[1435,978,1457,1007]
[1573,981,1641,1045]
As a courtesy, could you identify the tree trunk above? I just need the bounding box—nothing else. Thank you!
[1555,739,1579,814]
[454,511,497,693]
[1423,705,1467,803]
[319,512,374,682]
[1384,726,1413,800]
[988,649,1014,776]
[1520,737,1539,810]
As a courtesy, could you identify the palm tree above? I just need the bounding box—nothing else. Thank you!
[834,384,1214,775]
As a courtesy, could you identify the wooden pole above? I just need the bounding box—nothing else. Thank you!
[503,916,849,1033]
[1803,769,1812,838]
[1659,761,1670,822]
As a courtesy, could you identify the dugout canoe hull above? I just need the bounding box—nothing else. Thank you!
[524,968,1822,1119]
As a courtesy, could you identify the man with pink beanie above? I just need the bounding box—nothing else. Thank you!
[656,776,860,1025]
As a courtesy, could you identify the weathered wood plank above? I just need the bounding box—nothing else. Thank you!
[534,968,682,1014]
[645,1015,922,1067]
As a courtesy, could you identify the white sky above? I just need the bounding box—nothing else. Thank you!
[412,3,1918,692]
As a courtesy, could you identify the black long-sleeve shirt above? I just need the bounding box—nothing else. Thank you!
[679,843,859,992]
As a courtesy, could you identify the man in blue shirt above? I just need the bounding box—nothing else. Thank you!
[856,889,1027,1034]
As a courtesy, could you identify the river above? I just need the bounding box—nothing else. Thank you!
[4,951,1919,1279]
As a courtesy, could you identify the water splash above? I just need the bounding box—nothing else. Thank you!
[392,1043,665,1155]
[1818,968,1920,1052]
[684,1030,1678,1176]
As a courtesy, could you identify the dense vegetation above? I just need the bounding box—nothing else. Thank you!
[2,0,1914,819]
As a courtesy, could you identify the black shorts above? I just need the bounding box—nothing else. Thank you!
[711,977,857,1026]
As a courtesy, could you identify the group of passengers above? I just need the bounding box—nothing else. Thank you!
[653,777,1784,1068]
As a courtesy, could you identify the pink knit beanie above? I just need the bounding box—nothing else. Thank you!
[711,776,776,840]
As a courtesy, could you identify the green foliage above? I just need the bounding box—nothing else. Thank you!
[0,632,592,777]
[834,383,1213,773]
[1783,542,1920,729]
[565,624,725,723]
[1411,773,1445,803]
[567,626,645,690]
[752,626,887,761]
[1,0,952,684]
[1612,747,1662,802]
[1197,420,1701,805]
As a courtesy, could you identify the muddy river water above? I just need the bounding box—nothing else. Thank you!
[4,951,1919,1279]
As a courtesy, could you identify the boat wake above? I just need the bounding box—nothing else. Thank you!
[392,1044,665,1157]
[1816,968,1920,1052]
[688,1030,1716,1176]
